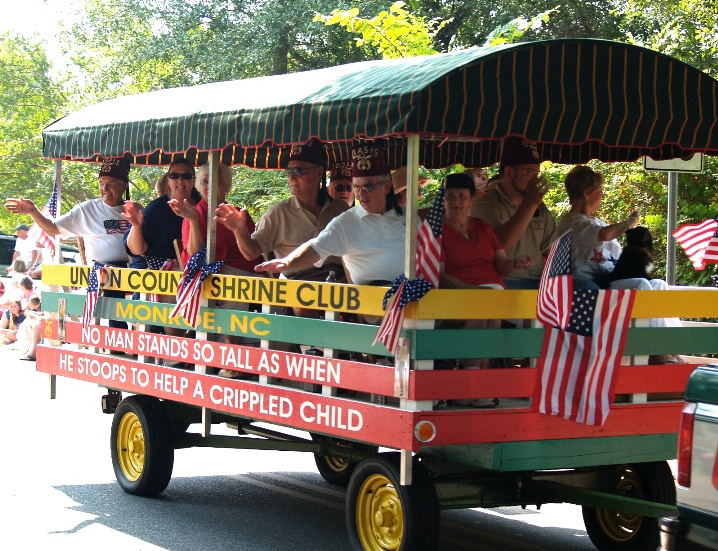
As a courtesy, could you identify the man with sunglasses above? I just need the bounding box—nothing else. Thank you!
[253,142,406,287]
[327,161,355,206]
[7,158,132,267]
[216,138,348,317]
[6,158,133,331]
[470,137,556,289]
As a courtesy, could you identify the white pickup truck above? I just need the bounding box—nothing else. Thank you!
[660,364,718,551]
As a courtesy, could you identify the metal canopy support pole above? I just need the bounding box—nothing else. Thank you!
[666,171,678,285]
[200,152,220,436]
[53,160,63,265]
[48,160,63,399]
[400,134,424,486]
[206,154,220,264]
[404,134,420,279]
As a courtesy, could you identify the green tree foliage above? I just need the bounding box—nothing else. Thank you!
[620,0,718,76]
[315,1,446,57]
[407,0,624,51]
[0,34,64,231]
[21,0,718,285]
[63,0,389,97]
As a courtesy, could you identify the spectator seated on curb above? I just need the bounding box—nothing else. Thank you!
[0,300,25,345]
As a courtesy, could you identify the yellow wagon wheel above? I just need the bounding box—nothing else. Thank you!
[312,434,379,486]
[346,453,439,551]
[110,395,174,496]
[116,410,144,482]
[582,462,675,551]
[356,473,404,550]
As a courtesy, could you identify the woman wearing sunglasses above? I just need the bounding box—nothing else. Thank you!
[124,157,202,270]
[168,162,259,278]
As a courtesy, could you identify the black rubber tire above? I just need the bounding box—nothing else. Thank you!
[582,461,676,551]
[110,395,174,496]
[312,435,379,486]
[346,452,440,551]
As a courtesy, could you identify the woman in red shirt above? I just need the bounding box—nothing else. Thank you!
[441,173,532,291]
[169,163,259,276]
[440,173,533,375]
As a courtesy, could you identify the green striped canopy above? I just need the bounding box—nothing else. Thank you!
[43,39,718,168]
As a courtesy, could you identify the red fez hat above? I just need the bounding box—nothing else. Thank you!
[351,142,389,178]
[98,158,130,184]
[500,137,541,169]
[289,138,327,167]
[330,161,352,184]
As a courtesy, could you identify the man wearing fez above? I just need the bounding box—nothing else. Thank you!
[216,138,348,317]
[253,141,406,286]
[470,137,556,288]
[6,158,132,329]
[326,161,355,207]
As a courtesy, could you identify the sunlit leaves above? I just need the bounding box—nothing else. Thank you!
[315,1,447,58]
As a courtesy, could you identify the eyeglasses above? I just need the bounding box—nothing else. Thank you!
[168,172,195,180]
[286,167,315,178]
[516,167,540,178]
[331,184,353,193]
[352,180,389,194]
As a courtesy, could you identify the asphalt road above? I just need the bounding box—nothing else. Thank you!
[1,345,600,551]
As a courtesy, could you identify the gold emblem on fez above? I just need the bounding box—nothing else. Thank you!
[352,147,374,171]
[357,156,372,171]
[522,139,540,160]
[290,145,302,156]
[101,159,120,173]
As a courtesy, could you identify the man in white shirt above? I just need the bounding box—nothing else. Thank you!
[252,142,406,285]
[6,159,131,263]
[7,224,37,273]
[6,158,132,330]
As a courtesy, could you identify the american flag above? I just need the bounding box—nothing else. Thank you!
[146,257,178,302]
[416,186,445,287]
[673,217,718,270]
[537,232,573,329]
[373,276,433,355]
[81,262,106,327]
[534,233,635,426]
[373,186,444,355]
[169,247,224,328]
[104,219,130,234]
[27,181,59,254]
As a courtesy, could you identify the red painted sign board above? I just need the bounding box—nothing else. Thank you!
[56,322,396,395]
[37,346,420,451]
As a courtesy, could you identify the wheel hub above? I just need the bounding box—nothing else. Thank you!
[117,412,145,482]
[357,474,404,550]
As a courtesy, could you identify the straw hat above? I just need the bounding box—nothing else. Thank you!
[391,166,432,194]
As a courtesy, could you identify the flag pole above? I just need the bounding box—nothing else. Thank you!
[666,171,678,285]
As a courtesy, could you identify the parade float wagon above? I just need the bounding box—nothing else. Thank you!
[36,39,718,551]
